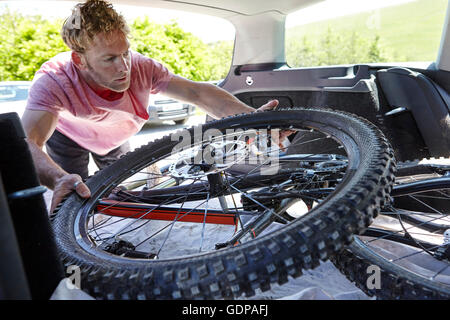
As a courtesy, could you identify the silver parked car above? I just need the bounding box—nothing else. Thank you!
[146,93,196,125]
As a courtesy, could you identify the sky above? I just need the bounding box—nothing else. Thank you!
[0,0,416,43]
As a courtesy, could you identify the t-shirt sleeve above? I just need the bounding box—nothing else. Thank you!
[26,72,65,116]
[133,52,174,95]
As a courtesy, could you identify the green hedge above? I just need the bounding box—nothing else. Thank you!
[0,12,68,81]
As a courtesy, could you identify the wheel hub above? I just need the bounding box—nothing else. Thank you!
[169,140,249,179]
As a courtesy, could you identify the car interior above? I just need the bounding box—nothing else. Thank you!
[0,0,449,300]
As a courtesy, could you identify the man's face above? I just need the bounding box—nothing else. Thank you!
[81,30,131,92]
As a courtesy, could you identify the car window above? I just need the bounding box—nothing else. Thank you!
[0,1,235,83]
[116,3,235,81]
[285,0,448,67]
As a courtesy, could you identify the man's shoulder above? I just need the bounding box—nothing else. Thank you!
[28,52,76,103]
[32,52,74,87]
[129,51,173,94]
[40,51,73,70]
[131,50,164,68]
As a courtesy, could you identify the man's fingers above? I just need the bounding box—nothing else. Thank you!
[254,100,295,150]
[74,180,91,198]
[50,189,67,214]
[49,174,91,213]
[280,129,296,139]
[257,99,279,112]
[50,197,60,214]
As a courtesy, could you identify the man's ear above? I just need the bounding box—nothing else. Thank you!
[72,51,87,70]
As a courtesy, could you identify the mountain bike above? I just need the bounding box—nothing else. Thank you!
[50,108,395,299]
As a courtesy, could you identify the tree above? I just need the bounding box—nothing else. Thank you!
[130,17,227,81]
[0,10,67,81]
[286,26,394,67]
[207,40,233,80]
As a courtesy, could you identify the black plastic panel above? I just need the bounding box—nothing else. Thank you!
[214,63,450,161]
[221,64,374,95]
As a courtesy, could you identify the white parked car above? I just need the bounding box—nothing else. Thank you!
[146,93,196,125]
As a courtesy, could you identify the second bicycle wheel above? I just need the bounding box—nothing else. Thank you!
[332,161,450,299]
[51,108,395,299]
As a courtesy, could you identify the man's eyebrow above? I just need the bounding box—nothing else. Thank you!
[102,47,130,58]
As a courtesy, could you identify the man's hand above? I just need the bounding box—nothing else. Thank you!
[256,99,295,150]
[257,99,279,112]
[50,174,91,213]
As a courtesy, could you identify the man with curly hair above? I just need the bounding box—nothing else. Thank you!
[22,0,279,213]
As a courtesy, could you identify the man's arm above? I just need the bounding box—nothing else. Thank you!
[21,109,90,212]
[22,109,65,188]
[163,76,278,119]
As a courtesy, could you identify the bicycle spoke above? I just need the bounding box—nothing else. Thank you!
[134,197,212,250]
[199,193,210,253]
[154,178,200,258]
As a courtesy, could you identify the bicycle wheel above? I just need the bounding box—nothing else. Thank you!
[332,161,450,299]
[51,108,395,299]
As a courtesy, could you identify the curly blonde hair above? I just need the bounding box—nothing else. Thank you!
[61,0,130,53]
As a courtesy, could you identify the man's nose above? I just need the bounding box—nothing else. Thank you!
[116,55,130,72]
